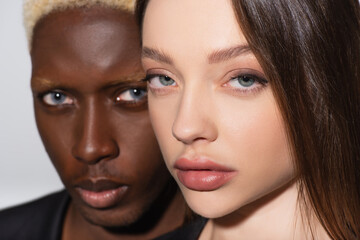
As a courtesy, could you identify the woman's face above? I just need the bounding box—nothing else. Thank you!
[31,7,170,226]
[142,0,294,218]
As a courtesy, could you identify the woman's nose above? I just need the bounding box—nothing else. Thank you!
[71,99,119,164]
[172,85,218,145]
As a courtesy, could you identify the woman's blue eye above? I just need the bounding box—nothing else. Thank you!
[159,76,175,86]
[231,76,255,87]
[147,75,176,89]
[42,92,73,106]
[116,88,147,102]
[225,73,268,95]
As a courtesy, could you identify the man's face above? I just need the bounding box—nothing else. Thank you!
[30,6,171,226]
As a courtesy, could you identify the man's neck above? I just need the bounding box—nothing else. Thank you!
[62,189,186,240]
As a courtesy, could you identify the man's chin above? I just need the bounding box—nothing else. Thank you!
[78,205,144,228]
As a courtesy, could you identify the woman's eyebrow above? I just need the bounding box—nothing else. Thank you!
[142,47,173,65]
[208,44,251,64]
[141,45,251,65]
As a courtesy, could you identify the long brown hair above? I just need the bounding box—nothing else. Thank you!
[136,0,360,239]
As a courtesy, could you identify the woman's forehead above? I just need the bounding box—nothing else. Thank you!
[142,0,248,68]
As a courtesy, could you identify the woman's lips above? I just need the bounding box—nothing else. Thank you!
[74,179,128,209]
[174,158,237,191]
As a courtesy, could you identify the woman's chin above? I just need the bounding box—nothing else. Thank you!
[181,190,239,219]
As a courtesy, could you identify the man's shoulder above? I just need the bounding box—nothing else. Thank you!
[0,190,69,240]
[0,190,68,218]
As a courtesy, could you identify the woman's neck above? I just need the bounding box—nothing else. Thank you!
[200,181,330,240]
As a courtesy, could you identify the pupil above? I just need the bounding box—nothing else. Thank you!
[239,76,254,87]
[130,89,145,99]
[54,93,62,99]
[132,89,141,96]
[52,92,64,103]
[160,76,174,86]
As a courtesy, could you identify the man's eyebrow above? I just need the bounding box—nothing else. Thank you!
[208,45,252,64]
[107,72,146,86]
[142,47,173,65]
[31,77,60,90]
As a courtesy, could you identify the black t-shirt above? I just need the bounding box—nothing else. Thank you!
[0,190,207,240]
[0,190,69,240]
[154,217,207,240]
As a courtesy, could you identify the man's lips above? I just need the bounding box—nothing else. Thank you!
[74,179,123,192]
[74,179,128,209]
[174,158,237,191]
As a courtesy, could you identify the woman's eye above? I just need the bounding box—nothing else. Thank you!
[228,75,256,88]
[147,75,176,88]
[116,88,147,102]
[42,92,74,106]
[223,73,268,95]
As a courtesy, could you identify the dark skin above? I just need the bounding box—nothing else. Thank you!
[30,6,185,240]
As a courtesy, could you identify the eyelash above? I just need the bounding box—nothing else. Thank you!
[142,74,177,95]
[39,90,74,107]
[114,87,148,107]
[223,73,268,95]
[143,71,268,96]
[38,86,148,109]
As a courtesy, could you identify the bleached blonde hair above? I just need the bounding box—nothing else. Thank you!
[23,0,135,49]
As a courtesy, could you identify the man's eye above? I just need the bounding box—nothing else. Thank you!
[116,88,147,102]
[42,92,74,106]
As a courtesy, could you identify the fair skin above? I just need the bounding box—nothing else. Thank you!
[141,0,329,239]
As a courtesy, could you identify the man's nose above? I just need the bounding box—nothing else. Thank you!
[71,99,119,164]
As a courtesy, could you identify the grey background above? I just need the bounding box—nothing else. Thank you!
[0,1,63,210]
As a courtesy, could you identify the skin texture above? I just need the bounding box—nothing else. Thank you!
[31,6,185,240]
[141,0,328,239]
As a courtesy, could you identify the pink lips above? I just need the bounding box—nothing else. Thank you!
[75,179,128,209]
[174,158,237,191]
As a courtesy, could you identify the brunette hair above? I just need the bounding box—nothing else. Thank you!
[136,0,360,239]
[230,1,360,239]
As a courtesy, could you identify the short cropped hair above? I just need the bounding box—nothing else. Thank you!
[23,0,135,49]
